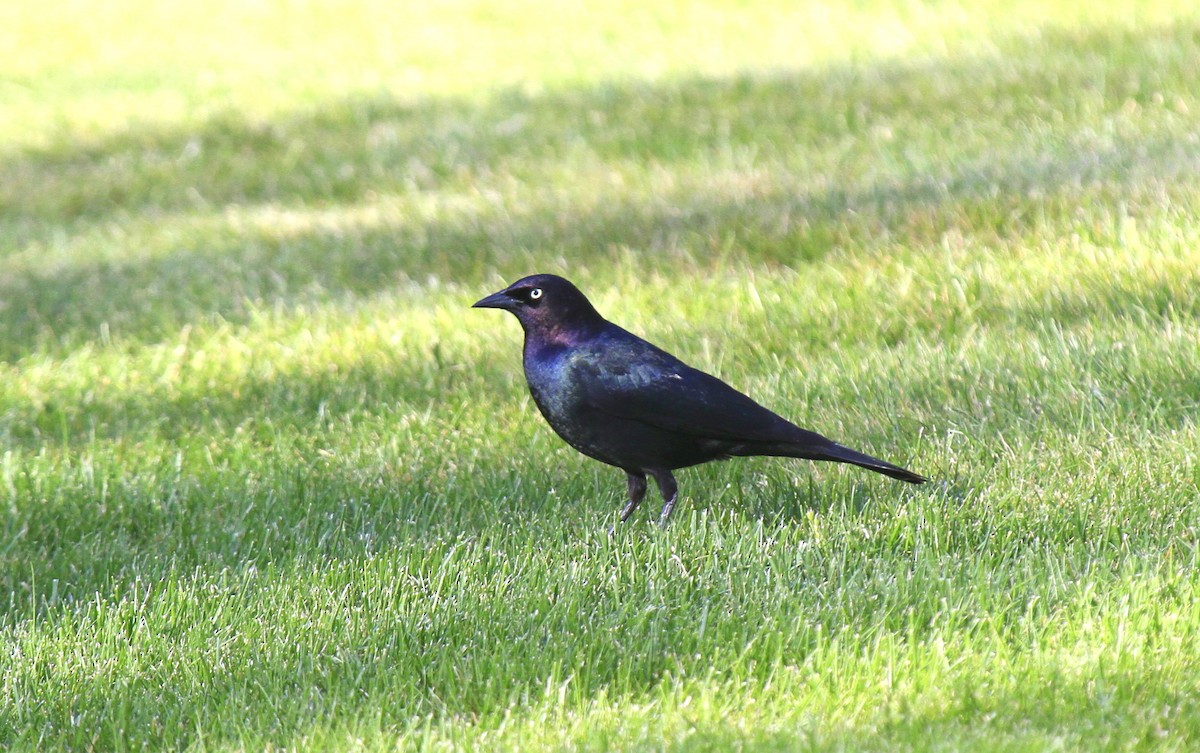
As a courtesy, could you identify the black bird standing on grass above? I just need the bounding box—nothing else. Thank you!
[474,274,926,525]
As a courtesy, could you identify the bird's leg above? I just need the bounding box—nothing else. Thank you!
[619,471,648,522]
[648,469,679,525]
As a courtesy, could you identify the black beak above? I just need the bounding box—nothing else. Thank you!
[472,289,515,310]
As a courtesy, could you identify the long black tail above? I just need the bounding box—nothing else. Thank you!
[812,441,927,483]
[750,434,927,484]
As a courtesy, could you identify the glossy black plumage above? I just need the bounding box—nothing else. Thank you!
[474,274,926,524]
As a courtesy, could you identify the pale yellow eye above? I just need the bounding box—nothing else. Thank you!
[530,288,543,300]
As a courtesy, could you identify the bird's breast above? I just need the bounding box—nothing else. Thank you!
[521,345,620,460]
[523,348,576,418]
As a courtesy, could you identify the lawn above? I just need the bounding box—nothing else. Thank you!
[2,0,1200,750]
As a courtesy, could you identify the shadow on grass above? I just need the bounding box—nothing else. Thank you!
[1,22,1198,361]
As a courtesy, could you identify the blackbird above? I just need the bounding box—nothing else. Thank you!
[474,274,926,524]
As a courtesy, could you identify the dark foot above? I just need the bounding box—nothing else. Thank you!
[648,469,679,525]
[618,471,648,523]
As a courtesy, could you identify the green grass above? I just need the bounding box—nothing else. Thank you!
[3,0,1200,750]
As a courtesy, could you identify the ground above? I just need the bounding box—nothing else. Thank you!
[1,1,1199,750]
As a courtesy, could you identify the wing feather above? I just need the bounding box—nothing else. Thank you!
[570,333,801,444]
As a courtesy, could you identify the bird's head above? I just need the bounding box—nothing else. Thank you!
[472,274,604,340]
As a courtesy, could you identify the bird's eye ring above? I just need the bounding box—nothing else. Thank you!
[529,288,543,300]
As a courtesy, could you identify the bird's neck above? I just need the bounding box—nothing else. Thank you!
[521,318,604,357]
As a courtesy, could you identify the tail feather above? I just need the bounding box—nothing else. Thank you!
[748,435,928,484]
[814,442,927,484]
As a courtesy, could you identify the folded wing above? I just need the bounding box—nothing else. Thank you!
[571,333,817,446]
